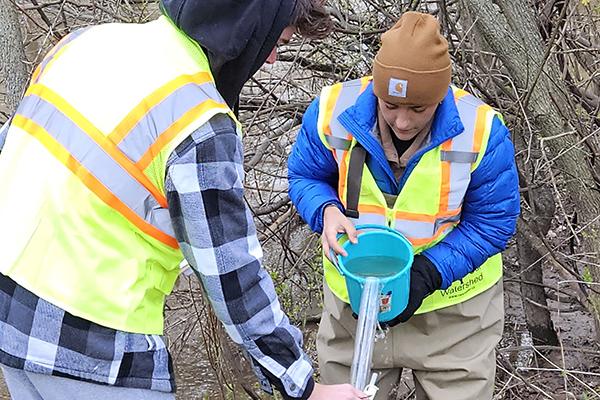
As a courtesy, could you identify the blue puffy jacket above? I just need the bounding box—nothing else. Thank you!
[287,82,520,289]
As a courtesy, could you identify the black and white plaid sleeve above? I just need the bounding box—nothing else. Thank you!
[165,113,315,400]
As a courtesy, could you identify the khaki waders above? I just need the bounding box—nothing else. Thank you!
[317,279,504,400]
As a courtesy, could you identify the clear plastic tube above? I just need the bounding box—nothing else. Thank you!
[349,277,381,391]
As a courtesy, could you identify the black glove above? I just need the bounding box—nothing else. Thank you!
[380,254,442,328]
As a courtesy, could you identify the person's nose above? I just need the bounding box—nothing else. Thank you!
[265,47,278,64]
[395,109,411,130]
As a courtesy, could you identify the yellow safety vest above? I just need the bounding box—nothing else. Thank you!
[0,16,238,334]
[317,77,503,314]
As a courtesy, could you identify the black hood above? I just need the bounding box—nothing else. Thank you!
[161,0,297,110]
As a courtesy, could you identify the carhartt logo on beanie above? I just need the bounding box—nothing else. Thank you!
[373,12,452,106]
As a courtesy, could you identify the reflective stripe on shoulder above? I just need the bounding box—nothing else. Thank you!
[109,71,228,169]
[15,87,178,248]
[318,77,372,161]
[31,27,92,85]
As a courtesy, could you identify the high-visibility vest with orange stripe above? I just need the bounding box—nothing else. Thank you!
[0,16,238,334]
[317,77,503,314]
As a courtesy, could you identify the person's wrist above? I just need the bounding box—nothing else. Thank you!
[322,203,341,221]
[323,203,340,212]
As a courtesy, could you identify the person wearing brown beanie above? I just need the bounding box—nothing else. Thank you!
[373,11,452,107]
[288,11,520,400]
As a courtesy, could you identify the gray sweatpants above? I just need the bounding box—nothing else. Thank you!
[0,364,175,400]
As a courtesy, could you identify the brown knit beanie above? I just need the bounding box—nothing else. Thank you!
[373,12,451,106]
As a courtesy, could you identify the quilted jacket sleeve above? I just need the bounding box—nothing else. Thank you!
[287,98,343,234]
[422,116,520,289]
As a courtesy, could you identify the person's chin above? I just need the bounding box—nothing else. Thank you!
[394,130,417,140]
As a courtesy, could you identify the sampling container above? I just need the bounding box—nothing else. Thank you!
[332,224,413,322]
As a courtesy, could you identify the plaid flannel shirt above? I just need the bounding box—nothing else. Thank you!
[0,114,314,398]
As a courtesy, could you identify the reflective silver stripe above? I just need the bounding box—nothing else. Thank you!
[451,91,485,151]
[434,213,461,233]
[17,94,175,238]
[393,214,460,240]
[352,209,459,241]
[440,150,478,163]
[445,90,490,210]
[325,80,365,166]
[33,28,91,84]
[325,135,352,151]
[352,211,460,241]
[349,213,386,227]
[447,162,472,211]
[394,219,436,240]
[117,79,224,162]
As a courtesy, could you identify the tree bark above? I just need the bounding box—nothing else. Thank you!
[0,0,28,114]
[461,0,600,342]
[513,119,559,346]
[515,177,559,345]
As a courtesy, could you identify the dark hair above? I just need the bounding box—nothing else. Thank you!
[290,0,334,40]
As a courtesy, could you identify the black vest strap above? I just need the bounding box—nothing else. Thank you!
[345,144,366,219]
